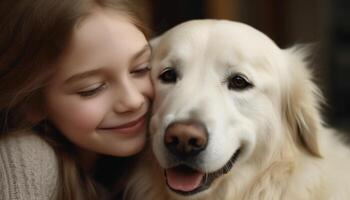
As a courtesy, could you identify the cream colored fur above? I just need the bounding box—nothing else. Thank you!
[125,20,350,200]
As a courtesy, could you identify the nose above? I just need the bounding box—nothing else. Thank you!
[114,84,145,113]
[164,121,208,158]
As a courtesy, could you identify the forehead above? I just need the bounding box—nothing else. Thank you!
[52,8,147,80]
[154,20,281,67]
[68,9,145,61]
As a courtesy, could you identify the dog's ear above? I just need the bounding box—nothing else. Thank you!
[282,45,323,157]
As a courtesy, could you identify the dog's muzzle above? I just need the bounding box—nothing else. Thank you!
[162,121,241,195]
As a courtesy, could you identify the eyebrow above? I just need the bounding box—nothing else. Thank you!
[132,44,151,61]
[64,69,103,85]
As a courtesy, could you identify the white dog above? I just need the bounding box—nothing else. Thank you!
[125,20,350,200]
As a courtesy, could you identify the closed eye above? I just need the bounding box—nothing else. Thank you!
[77,83,106,97]
[131,63,150,77]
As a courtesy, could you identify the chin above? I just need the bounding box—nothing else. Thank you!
[116,136,146,157]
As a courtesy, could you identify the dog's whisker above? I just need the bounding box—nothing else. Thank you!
[204,173,208,184]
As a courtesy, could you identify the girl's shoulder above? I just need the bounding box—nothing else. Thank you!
[0,129,59,200]
[0,129,58,165]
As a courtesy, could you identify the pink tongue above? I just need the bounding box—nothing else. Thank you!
[166,168,204,192]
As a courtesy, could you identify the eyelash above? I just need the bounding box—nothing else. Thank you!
[131,63,150,76]
[77,83,106,97]
[76,63,149,97]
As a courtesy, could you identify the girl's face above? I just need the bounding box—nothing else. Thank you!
[44,8,153,157]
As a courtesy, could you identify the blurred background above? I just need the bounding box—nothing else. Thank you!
[135,0,350,132]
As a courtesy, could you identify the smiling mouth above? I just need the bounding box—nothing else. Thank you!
[164,148,241,196]
[100,114,146,130]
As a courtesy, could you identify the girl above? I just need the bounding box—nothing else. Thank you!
[0,0,153,199]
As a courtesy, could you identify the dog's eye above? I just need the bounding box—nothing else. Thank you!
[227,74,252,90]
[159,68,178,83]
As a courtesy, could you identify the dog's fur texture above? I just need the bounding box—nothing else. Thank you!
[125,20,350,200]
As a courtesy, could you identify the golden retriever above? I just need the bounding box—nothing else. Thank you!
[125,20,350,200]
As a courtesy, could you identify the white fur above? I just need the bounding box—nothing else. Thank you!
[125,20,350,200]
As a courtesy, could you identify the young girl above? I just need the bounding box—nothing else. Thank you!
[0,0,153,199]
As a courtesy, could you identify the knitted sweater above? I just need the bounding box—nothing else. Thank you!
[0,130,59,200]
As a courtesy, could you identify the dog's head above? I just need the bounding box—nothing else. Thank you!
[148,20,322,198]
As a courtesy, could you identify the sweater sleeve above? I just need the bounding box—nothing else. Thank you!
[0,131,59,200]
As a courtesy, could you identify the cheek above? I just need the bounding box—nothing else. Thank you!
[46,97,106,131]
[67,105,103,129]
[135,76,154,100]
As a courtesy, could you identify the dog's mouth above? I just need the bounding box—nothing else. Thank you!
[164,148,241,196]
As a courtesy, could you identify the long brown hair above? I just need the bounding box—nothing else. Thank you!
[0,0,148,199]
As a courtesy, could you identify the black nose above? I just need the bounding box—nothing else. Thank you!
[164,121,208,158]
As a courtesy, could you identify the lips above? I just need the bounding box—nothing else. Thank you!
[99,114,146,132]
